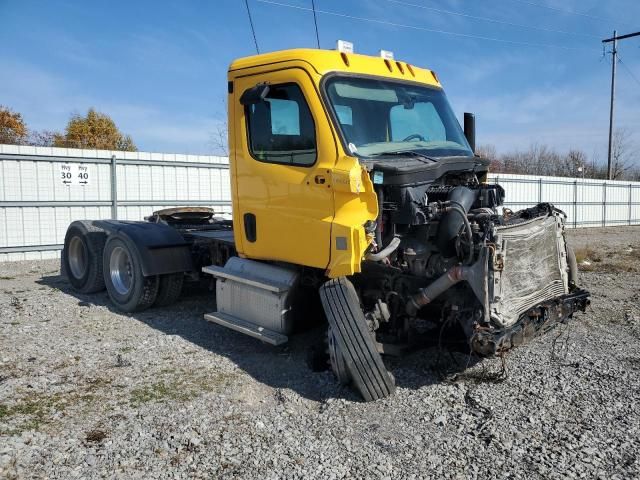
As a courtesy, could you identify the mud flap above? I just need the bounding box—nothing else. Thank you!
[319,277,396,401]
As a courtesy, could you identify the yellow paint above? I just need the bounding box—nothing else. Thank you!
[227,48,440,277]
[229,49,441,88]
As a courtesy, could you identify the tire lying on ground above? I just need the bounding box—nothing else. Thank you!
[154,273,184,307]
[103,234,159,312]
[62,220,107,293]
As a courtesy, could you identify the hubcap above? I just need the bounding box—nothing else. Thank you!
[68,236,88,279]
[109,246,133,296]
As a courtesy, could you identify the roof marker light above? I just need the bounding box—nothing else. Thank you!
[379,50,394,60]
[336,40,354,54]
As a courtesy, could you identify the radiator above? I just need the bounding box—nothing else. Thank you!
[489,213,569,328]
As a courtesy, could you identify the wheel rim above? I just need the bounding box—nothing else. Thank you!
[68,236,88,279]
[109,246,133,296]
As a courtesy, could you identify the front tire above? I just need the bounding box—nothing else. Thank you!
[103,235,158,312]
[319,277,396,402]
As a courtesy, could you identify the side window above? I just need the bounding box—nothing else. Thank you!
[390,102,446,142]
[246,83,316,166]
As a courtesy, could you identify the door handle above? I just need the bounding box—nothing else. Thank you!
[314,175,326,185]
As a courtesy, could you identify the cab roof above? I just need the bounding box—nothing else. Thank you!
[228,48,441,87]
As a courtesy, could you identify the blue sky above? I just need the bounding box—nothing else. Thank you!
[1,0,639,161]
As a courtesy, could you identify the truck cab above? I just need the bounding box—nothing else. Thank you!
[228,47,476,277]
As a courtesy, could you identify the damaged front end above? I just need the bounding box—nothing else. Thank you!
[353,164,590,359]
[470,206,590,356]
[405,204,590,357]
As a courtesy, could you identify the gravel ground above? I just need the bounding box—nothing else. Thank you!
[1,226,639,479]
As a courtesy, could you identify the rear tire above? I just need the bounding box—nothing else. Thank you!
[154,273,184,307]
[62,221,106,293]
[103,235,159,312]
[319,277,396,402]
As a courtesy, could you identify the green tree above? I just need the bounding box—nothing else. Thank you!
[54,108,137,151]
[0,105,28,145]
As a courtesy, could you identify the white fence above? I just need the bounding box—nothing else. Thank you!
[0,145,231,261]
[488,173,640,228]
[1,144,639,262]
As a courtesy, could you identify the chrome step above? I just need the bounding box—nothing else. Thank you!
[204,311,288,346]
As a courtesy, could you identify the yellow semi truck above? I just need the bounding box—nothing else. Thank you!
[62,44,589,401]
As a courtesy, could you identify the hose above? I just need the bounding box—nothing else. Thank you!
[366,237,401,262]
[448,204,474,265]
[435,186,476,260]
[375,186,384,248]
[406,264,469,315]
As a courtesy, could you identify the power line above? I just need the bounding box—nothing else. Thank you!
[255,0,597,52]
[311,0,321,49]
[618,55,640,89]
[244,0,260,54]
[387,0,600,39]
[603,31,640,43]
[499,0,635,28]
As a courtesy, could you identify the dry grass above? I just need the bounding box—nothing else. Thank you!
[574,247,601,264]
[574,245,639,273]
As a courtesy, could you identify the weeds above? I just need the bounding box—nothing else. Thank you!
[0,392,92,435]
[129,372,236,406]
[0,376,114,435]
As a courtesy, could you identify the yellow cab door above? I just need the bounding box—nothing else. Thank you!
[230,67,337,269]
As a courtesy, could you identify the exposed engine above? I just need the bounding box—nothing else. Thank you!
[354,166,589,358]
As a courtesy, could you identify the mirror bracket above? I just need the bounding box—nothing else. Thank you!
[240,83,270,106]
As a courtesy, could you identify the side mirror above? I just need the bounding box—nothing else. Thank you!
[240,83,270,106]
[464,112,476,153]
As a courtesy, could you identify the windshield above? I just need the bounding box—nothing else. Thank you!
[324,76,473,158]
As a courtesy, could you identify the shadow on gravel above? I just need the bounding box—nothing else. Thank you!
[39,273,485,403]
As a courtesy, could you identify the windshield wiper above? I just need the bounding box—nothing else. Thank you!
[369,150,438,164]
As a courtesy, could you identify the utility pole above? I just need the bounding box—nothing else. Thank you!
[602,30,640,180]
[605,30,617,181]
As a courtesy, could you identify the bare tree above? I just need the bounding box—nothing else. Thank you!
[476,144,500,170]
[483,143,610,179]
[27,130,58,147]
[209,122,228,156]
[563,149,588,177]
[610,128,635,180]
[209,97,228,156]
